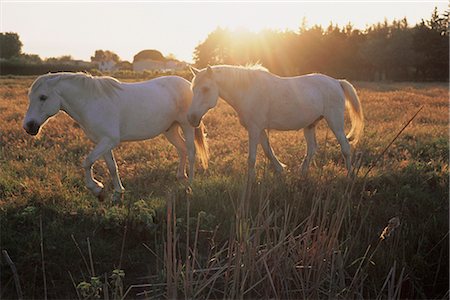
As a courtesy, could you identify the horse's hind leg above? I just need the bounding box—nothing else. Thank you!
[164,123,188,181]
[260,130,286,173]
[337,131,351,173]
[301,125,318,176]
[103,150,125,203]
[326,116,351,173]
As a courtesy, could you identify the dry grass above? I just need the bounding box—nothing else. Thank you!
[0,77,448,299]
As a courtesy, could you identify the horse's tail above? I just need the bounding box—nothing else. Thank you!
[339,80,364,145]
[194,121,209,169]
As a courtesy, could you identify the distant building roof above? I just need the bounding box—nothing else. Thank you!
[133,50,165,63]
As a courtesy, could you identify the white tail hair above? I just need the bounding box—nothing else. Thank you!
[194,121,209,169]
[339,80,364,145]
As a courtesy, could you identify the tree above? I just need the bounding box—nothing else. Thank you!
[296,25,325,74]
[116,61,132,70]
[91,50,120,63]
[360,20,390,80]
[18,53,42,64]
[193,27,231,67]
[386,18,415,80]
[192,7,448,81]
[413,8,449,80]
[0,32,23,59]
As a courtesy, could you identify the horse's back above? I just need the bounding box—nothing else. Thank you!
[117,76,192,141]
[262,73,344,130]
[121,76,190,97]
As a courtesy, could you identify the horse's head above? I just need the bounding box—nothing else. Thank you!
[187,66,219,127]
[23,74,63,135]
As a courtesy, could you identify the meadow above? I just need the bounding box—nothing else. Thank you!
[0,75,448,299]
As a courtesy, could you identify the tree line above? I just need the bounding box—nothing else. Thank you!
[0,33,94,75]
[193,8,448,81]
[0,36,179,75]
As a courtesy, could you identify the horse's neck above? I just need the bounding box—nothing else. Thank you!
[59,81,90,125]
[215,72,245,111]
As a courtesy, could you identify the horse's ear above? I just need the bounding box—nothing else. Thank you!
[189,65,200,76]
[206,65,213,77]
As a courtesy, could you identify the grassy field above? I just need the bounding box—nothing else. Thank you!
[0,76,448,299]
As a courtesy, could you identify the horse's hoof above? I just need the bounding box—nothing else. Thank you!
[111,191,124,204]
[185,186,193,196]
[177,174,188,182]
[300,169,309,179]
[97,189,106,202]
[274,162,286,173]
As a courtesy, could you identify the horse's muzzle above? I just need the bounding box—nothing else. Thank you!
[24,120,40,136]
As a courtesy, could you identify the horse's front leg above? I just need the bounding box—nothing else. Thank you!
[103,150,125,203]
[243,127,261,199]
[83,138,118,201]
[247,128,261,182]
[301,125,318,176]
[260,130,286,173]
[164,124,188,182]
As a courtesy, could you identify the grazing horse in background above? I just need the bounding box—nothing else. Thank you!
[187,65,363,180]
[23,72,209,202]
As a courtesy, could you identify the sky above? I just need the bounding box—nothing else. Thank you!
[1,1,448,63]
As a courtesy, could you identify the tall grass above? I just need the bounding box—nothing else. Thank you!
[144,155,405,299]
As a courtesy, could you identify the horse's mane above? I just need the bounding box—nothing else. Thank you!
[33,72,122,98]
[214,63,268,72]
[212,64,269,88]
[193,64,269,90]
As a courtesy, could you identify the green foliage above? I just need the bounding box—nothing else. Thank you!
[131,199,157,232]
[0,32,22,59]
[110,269,125,299]
[75,269,125,299]
[77,276,102,299]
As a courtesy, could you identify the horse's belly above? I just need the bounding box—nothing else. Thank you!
[119,105,177,141]
[267,106,320,131]
[120,126,167,141]
[120,117,175,141]
[268,118,315,130]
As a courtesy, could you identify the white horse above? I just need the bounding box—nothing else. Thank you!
[23,72,209,202]
[187,65,363,180]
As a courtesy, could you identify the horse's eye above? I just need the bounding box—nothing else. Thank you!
[202,87,209,93]
[39,95,48,101]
